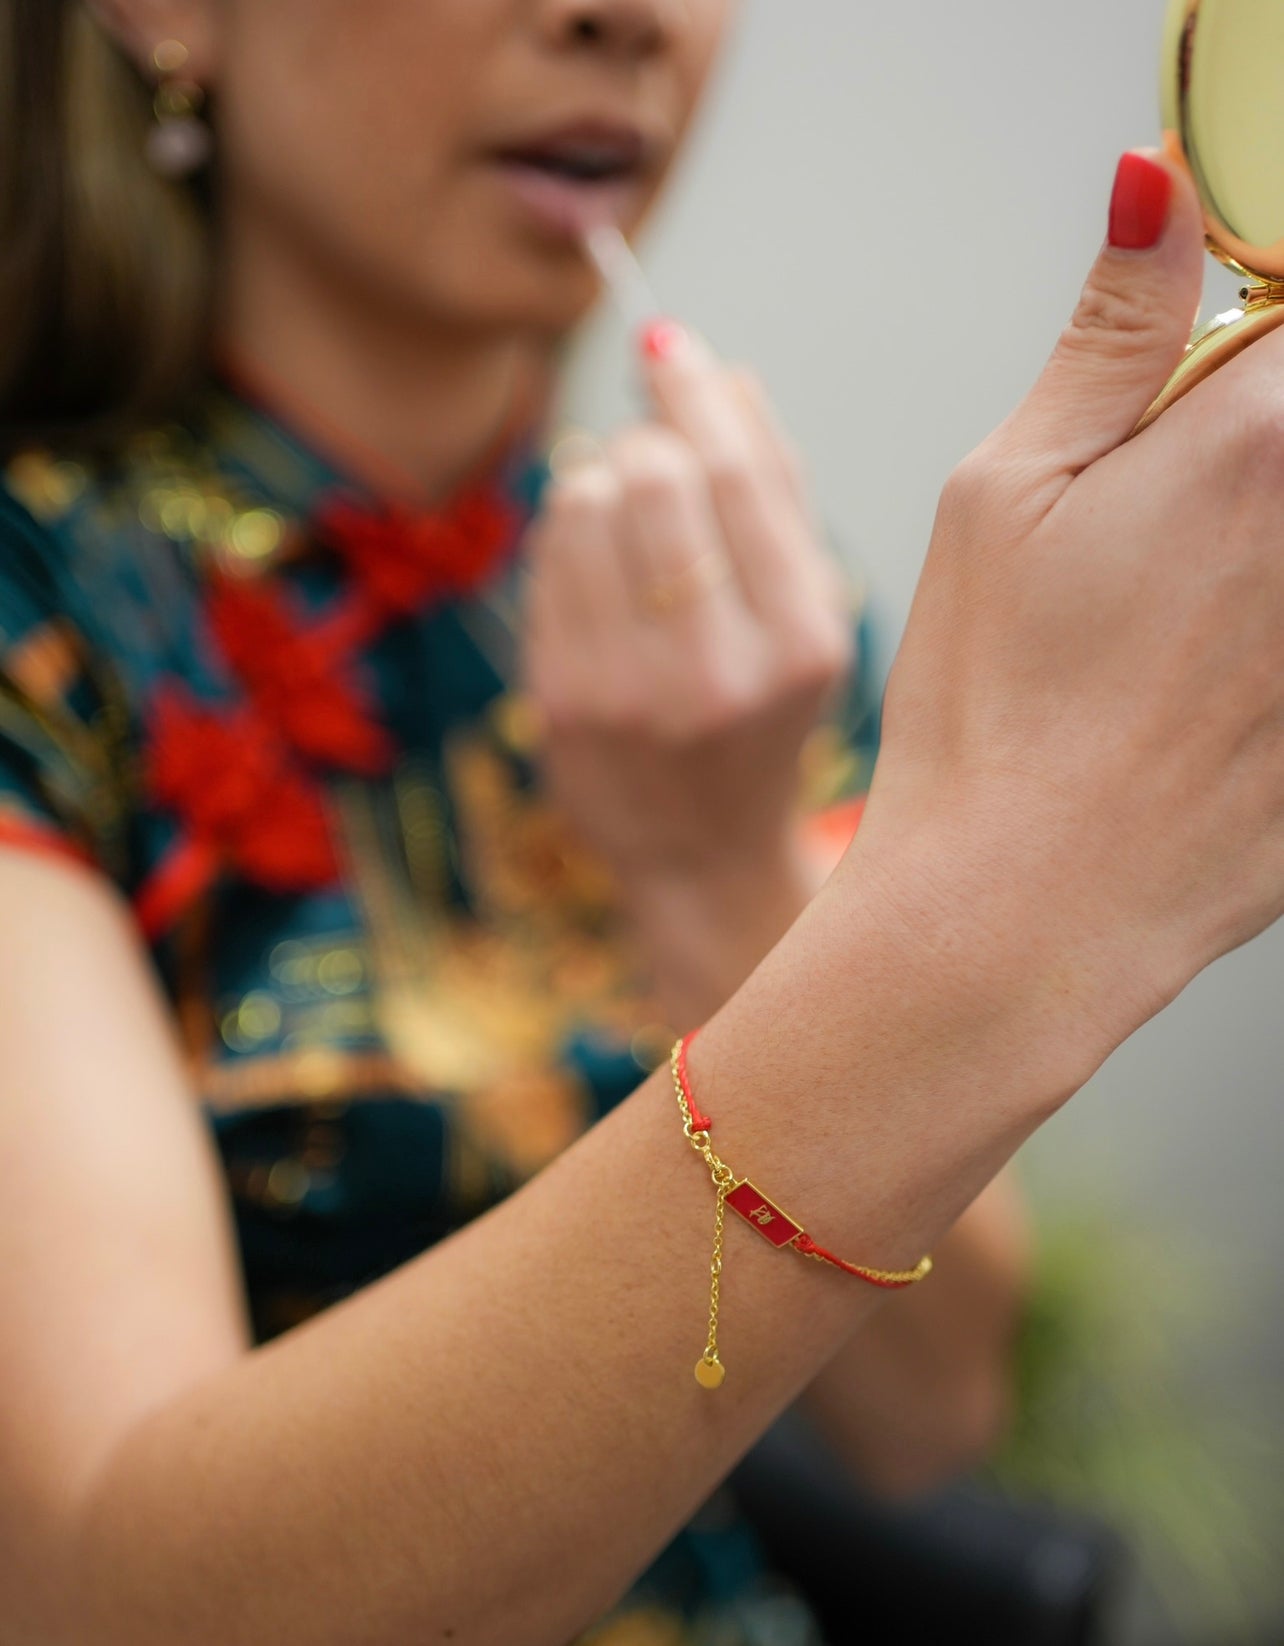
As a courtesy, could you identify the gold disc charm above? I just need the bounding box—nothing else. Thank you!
[694,1355,726,1390]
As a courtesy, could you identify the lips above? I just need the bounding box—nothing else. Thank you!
[488,119,660,238]
[497,124,649,182]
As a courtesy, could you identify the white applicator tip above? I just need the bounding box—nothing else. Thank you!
[583,225,662,339]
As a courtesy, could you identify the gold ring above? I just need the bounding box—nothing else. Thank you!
[547,429,607,481]
[642,555,733,618]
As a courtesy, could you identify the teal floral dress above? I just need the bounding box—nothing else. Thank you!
[0,378,878,1646]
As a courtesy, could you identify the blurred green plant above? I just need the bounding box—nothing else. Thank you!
[990,1217,1282,1643]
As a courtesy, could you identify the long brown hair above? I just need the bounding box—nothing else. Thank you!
[0,0,210,453]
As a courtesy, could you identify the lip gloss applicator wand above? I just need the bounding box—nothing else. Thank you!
[583,224,663,341]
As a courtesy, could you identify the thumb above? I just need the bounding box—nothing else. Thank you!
[1004,147,1206,473]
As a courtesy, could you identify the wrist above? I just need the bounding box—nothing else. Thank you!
[826,813,1128,1116]
[657,800,1136,1300]
[684,835,1098,1280]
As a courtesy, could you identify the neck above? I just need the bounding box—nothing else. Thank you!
[216,227,547,504]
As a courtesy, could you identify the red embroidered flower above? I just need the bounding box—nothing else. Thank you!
[146,687,339,890]
[316,487,519,621]
[132,450,531,941]
[448,489,523,592]
[206,575,395,777]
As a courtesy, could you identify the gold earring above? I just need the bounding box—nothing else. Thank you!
[145,39,213,180]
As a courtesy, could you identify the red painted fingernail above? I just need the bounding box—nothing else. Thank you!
[1108,152,1172,250]
[640,319,687,362]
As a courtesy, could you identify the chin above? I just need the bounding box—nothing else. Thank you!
[432,238,609,340]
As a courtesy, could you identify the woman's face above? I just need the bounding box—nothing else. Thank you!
[199,0,735,337]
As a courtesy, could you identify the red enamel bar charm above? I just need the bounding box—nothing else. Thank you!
[671,1034,934,1390]
[725,1181,803,1249]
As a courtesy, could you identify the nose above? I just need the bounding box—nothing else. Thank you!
[537,0,687,59]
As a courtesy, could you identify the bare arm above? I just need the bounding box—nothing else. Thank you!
[2,841,1069,1646]
[622,841,1030,1496]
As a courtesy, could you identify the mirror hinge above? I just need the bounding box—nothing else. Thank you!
[1240,280,1284,309]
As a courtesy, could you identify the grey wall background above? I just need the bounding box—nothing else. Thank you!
[567,0,1282,1637]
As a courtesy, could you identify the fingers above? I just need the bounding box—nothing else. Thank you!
[727,366,811,521]
[727,369,846,618]
[530,330,853,748]
[1002,147,1206,480]
[525,464,633,719]
[527,443,748,739]
[639,325,833,625]
[607,426,734,628]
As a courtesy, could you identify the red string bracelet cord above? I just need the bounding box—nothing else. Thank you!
[671,1033,933,1391]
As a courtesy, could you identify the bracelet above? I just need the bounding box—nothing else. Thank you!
[671,1033,933,1391]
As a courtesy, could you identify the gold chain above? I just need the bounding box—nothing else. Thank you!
[700,1183,728,1377]
[671,1041,931,1392]
[671,1047,735,1389]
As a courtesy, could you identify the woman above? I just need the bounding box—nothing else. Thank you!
[1,4,1282,1644]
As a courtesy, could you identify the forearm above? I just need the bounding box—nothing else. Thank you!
[802,1172,1032,1498]
[66,842,1088,1646]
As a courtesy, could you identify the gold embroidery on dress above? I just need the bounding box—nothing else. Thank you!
[79,416,665,1180]
[329,774,594,1179]
[5,451,88,523]
[304,703,664,1180]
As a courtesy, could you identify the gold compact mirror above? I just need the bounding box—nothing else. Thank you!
[1136,0,1284,433]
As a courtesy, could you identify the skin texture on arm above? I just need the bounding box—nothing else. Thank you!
[0,844,1068,1646]
[622,824,1030,1496]
[619,835,1031,1496]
